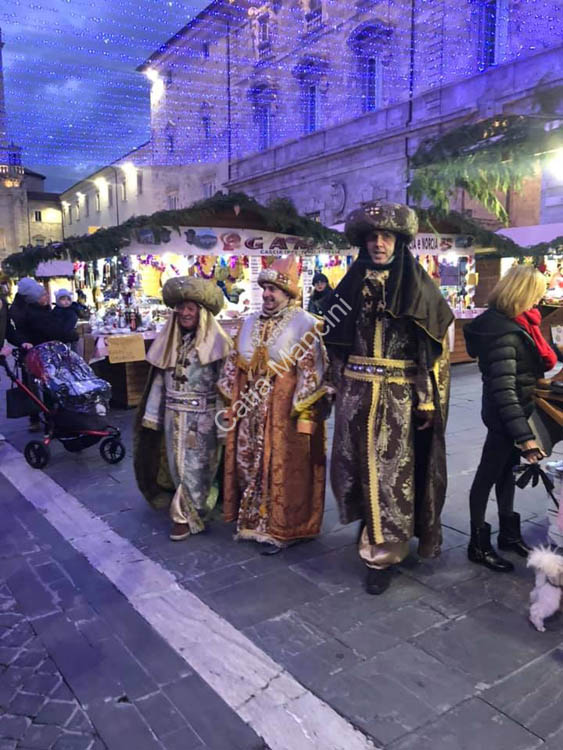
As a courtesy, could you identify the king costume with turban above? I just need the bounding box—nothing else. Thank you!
[325,203,454,593]
[218,256,328,550]
[134,277,232,538]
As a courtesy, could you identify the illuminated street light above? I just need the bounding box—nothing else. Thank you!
[547,148,563,181]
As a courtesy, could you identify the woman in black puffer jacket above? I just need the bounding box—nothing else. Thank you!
[464,265,553,573]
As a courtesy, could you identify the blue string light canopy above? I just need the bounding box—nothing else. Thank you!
[0,0,560,190]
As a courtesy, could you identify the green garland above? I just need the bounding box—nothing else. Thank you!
[410,114,563,224]
[2,192,349,277]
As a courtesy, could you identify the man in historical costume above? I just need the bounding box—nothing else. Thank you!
[134,277,232,541]
[218,256,328,554]
[325,203,454,594]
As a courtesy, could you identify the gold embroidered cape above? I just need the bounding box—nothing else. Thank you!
[218,304,328,546]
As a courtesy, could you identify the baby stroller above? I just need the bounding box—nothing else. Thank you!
[1,342,126,469]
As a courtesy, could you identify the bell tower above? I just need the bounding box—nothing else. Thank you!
[0,27,27,260]
[0,27,23,188]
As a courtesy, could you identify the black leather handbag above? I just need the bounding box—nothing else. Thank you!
[6,385,40,419]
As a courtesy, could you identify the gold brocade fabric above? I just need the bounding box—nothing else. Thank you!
[219,306,328,545]
[222,367,326,544]
[330,271,450,558]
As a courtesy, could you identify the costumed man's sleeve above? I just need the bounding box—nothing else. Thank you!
[217,345,239,404]
[292,326,329,434]
[415,334,436,413]
[143,370,165,431]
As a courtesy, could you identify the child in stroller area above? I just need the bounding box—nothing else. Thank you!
[52,289,79,339]
[1,341,125,468]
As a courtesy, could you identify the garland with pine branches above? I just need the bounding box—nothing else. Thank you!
[409,114,563,225]
[2,192,350,277]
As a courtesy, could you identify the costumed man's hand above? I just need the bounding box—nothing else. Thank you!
[415,409,434,431]
[0,345,11,357]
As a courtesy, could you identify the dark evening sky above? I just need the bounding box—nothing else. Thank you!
[1,0,209,191]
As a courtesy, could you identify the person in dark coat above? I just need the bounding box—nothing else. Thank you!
[0,295,18,355]
[23,281,78,347]
[307,272,332,316]
[9,277,37,347]
[464,264,551,573]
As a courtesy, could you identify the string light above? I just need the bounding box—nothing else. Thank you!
[0,0,561,190]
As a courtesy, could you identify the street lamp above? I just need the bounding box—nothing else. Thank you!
[547,149,563,182]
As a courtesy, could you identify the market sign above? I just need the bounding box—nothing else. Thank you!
[107,334,146,364]
[35,260,74,278]
[409,233,474,255]
[124,226,341,257]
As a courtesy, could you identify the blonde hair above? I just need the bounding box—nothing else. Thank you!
[488,264,547,318]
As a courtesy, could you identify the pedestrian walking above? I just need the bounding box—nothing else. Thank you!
[325,203,454,594]
[464,264,551,572]
[134,277,232,541]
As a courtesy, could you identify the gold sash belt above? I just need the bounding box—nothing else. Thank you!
[345,355,417,382]
[165,390,216,413]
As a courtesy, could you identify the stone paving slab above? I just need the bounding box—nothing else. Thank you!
[2,364,563,748]
[388,698,543,750]
[0,476,267,750]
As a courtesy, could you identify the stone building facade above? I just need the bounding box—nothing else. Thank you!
[57,1,563,237]
[137,0,562,228]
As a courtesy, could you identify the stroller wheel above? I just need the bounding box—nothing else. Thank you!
[24,441,50,469]
[100,437,126,464]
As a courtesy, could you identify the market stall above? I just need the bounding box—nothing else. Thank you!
[410,230,484,364]
[2,194,350,407]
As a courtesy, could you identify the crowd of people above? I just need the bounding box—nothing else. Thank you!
[132,202,558,596]
[1,202,560,596]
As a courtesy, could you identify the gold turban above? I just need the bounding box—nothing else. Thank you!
[147,277,231,369]
[162,276,224,316]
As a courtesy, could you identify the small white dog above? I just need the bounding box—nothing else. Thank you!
[528,547,563,632]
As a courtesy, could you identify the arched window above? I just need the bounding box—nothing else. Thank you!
[249,83,277,151]
[292,56,329,136]
[164,121,175,154]
[363,56,382,112]
[200,103,212,141]
[477,0,509,71]
[348,22,392,114]
[257,105,271,150]
[305,84,319,134]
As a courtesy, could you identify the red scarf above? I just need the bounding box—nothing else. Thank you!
[514,308,557,371]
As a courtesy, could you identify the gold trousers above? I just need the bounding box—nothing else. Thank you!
[358,527,409,569]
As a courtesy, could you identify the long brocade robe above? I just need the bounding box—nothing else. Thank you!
[330,269,450,559]
[218,304,327,545]
[138,333,224,532]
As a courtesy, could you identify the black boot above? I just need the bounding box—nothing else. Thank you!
[498,512,533,558]
[467,522,514,572]
[366,567,393,595]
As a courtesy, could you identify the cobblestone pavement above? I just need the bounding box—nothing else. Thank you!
[1,363,563,750]
[0,475,267,750]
